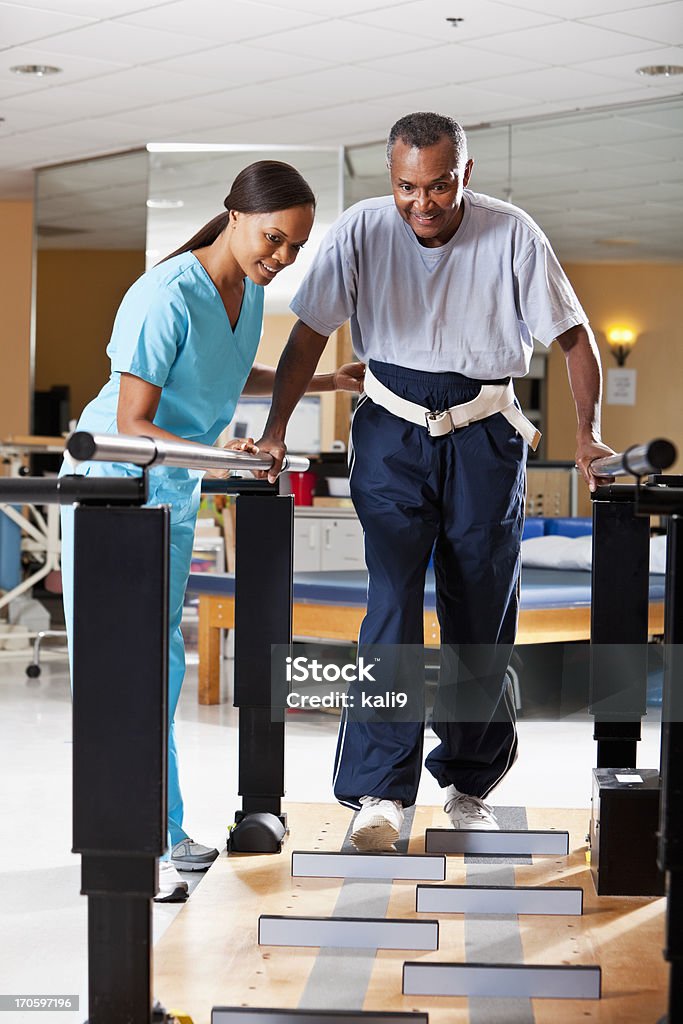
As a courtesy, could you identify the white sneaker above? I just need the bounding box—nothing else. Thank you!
[351,796,404,852]
[171,838,219,871]
[444,786,500,831]
[154,861,189,903]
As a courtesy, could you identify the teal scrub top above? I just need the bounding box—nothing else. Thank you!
[71,252,264,521]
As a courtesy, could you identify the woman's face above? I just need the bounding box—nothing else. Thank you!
[230,205,314,286]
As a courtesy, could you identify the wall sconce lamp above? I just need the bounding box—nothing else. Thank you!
[606,326,638,367]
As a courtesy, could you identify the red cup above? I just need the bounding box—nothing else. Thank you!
[290,470,316,505]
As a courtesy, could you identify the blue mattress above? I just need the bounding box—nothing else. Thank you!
[188,567,666,611]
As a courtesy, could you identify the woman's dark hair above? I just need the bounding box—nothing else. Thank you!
[161,159,316,262]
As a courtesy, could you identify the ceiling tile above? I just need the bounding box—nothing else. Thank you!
[469,66,629,102]
[0,45,125,99]
[359,41,549,85]
[0,106,58,134]
[491,0,673,15]
[253,18,423,61]
[7,0,173,14]
[150,42,333,83]
[574,45,683,81]
[351,0,561,44]
[190,84,334,120]
[82,65,226,102]
[29,20,216,64]
[0,83,158,121]
[473,20,661,64]
[269,65,414,105]
[118,0,326,41]
[0,2,93,47]
[149,115,329,145]
[236,0,411,12]
[113,98,250,132]
[583,1,683,45]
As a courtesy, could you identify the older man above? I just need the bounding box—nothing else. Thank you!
[258,111,612,851]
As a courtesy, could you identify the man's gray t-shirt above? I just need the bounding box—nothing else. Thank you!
[290,190,587,379]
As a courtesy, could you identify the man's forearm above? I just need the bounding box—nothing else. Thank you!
[557,324,603,440]
[243,362,335,396]
[263,320,329,439]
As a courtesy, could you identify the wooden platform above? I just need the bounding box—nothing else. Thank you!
[196,593,665,704]
[154,803,667,1024]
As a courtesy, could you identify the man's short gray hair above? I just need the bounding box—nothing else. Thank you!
[386,112,468,167]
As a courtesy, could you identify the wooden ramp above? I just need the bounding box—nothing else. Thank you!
[154,803,667,1024]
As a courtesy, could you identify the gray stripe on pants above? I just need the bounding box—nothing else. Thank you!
[466,806,535,1024]
[298,805,416,1010]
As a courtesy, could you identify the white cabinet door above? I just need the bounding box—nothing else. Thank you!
[320,517,366,571]
[294,517,321,572]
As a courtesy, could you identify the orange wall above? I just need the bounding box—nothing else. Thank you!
[547,263,683,489]
[35,249,145,423]
[0,201,33,438]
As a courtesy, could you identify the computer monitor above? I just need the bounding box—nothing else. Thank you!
[228,395,321,454]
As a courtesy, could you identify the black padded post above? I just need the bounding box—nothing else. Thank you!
[590,493,650,767]
[233,491,293,825]
[659,514,683,1021]
[73,505,169,1024]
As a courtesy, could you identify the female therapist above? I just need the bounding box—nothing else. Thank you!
[60,160,363,901]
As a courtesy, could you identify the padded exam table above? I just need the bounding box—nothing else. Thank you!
[187,567,665,705]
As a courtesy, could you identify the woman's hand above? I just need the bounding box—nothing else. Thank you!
[205,437,262,479]
[334,362,365,393]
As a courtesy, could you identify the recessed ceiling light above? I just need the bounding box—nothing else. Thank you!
[636,64,683,77]
[10,64,62,76]
[146,198,184,209]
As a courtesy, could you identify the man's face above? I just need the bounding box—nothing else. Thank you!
[389,136,473,248]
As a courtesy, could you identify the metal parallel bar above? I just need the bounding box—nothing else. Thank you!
[67,430,310,475]
[591,439,676,478]
[73,505,169,1024]
[590,496,650,767]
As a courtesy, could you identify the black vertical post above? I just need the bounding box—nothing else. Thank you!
[73,505,168,1024]
[590,493,650,767]
[659,514,683,1022]
[233,490,293,822]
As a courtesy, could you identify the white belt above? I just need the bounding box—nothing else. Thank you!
[363,366,541,451]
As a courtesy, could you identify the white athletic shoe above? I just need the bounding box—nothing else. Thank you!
[171,838,219,871]
[351,796,404,852]
[154,861,189,903]
[444,786,500,831]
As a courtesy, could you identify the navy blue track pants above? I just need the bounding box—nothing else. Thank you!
[333,360,527,809]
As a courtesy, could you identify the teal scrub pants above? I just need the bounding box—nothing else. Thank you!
[60,502,196,855]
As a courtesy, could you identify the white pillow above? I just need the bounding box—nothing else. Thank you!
[521,533,667,574]
[521,535,593,571]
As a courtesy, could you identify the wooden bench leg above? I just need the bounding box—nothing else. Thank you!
[198,595,221,705]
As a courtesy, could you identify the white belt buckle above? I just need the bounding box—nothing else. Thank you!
[425,409,453,437]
